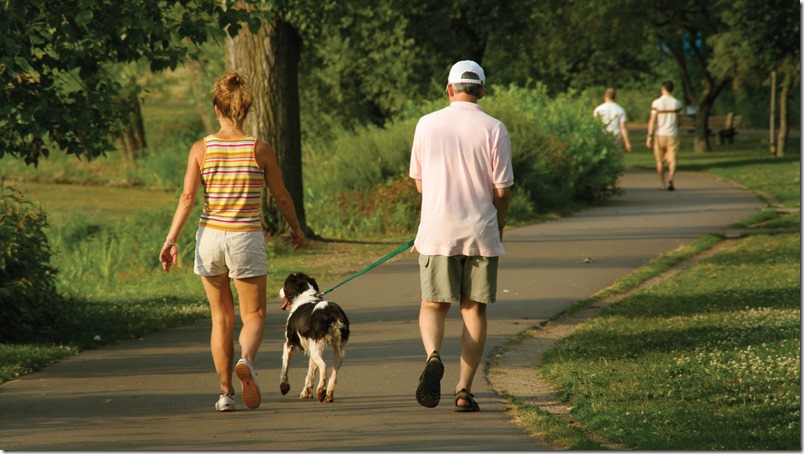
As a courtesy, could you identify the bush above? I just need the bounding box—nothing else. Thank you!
[0,185,64,342]
[483,85,624,210]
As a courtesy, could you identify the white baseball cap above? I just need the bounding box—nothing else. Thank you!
[447,60,485,85]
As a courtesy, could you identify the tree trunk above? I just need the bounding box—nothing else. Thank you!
[692,101,712,153]
[186,58,216,134]
[776,70,791,157]
[118,90,146,161]
[225,9,315,238]
[130,91,146,151]
[769,71,777,155]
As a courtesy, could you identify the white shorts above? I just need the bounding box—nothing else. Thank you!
[193,227,268,279]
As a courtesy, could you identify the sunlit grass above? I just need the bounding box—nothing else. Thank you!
[538,232,800,450]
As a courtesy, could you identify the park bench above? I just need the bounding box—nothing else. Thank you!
[708,113,743,144]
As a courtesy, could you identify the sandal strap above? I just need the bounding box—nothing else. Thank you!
[454,388,479,411]
[455,388,472,398]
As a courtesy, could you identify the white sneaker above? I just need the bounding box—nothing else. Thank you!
[235,358,262,409]
[215,393,235,412]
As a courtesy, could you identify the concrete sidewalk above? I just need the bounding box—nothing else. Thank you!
[0,169,763,451]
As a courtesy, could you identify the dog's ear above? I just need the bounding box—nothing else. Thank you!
[308,277,319,292]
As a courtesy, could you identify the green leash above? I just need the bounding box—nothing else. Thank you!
[321,239,415,295]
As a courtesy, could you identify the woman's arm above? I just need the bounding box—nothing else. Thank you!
[159,140,204,271]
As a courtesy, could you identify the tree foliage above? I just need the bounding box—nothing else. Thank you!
[0,0,246,165]
[2,0,797,165]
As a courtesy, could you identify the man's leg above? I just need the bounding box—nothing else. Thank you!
[416,300,449,407]
[653,140,667,189]
[666,136,680,190]
[456,299,487,400]
[419,301,450,356]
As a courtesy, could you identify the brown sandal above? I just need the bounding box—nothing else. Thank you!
[454,388,479,412]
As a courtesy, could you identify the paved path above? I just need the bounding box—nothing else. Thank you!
[0,169,763,450]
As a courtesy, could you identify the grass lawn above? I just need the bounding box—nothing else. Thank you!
[528,132,801,450]
[541,232,800,449]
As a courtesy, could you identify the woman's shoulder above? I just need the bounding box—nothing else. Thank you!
[191,139,206,152]
[253,139,277,167]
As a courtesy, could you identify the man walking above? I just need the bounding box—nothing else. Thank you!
[646,81,683,191]
[409,60,514,412]
[594,88,632,152]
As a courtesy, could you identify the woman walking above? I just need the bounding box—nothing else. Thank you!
[159,72,305,412]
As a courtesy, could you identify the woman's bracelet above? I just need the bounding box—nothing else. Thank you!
[164,241,177,246]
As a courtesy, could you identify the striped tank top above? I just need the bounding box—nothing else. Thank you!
[199,135,264,232]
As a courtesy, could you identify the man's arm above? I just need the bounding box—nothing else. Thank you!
[646,109,657,148]
[619,121,632,153]
[493,187,512,240]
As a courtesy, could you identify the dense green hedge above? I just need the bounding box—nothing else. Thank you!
[0,186,63,342]
[304,85,625,237]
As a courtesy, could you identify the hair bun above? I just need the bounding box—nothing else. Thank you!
[226,72,246,87]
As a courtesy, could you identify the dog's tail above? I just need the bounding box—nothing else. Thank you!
[329,303,350,356]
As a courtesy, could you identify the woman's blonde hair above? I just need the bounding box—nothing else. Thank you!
[211,72,253,125]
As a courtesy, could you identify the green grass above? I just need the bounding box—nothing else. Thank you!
[525,132,801,450]
[541,233,800,450]
[10,181,178,225]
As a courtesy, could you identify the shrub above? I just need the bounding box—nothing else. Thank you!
[0,185,64,342]
[482,85,624,210]
[307,175,420,238]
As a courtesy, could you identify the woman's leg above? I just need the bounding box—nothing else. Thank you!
[201,274,236,395]
[232,275,267,362]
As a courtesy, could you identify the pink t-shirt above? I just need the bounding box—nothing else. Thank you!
[409,101,514,257]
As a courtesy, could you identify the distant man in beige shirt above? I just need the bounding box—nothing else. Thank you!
[646,81,683,191]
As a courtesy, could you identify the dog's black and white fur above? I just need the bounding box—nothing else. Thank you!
[279,273,350,403]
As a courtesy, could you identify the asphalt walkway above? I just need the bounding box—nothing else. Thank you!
[0,169,763,450]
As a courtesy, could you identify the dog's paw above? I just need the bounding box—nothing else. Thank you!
[280,382,290,395]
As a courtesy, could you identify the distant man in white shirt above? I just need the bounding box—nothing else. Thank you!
[646,81,683,191]
[593,88,632,153]
[409,60,513,413]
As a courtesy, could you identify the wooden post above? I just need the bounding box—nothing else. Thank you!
[769,71,776,155]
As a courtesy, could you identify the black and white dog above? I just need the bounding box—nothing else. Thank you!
[278,273,350,403]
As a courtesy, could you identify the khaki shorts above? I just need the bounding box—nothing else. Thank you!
[194,227,268,279]
[653,135,680,166]
[418,254,499,304]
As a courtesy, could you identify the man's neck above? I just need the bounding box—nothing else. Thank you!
[450,93,478,104]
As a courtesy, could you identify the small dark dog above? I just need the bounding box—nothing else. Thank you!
[279,273,350,403]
